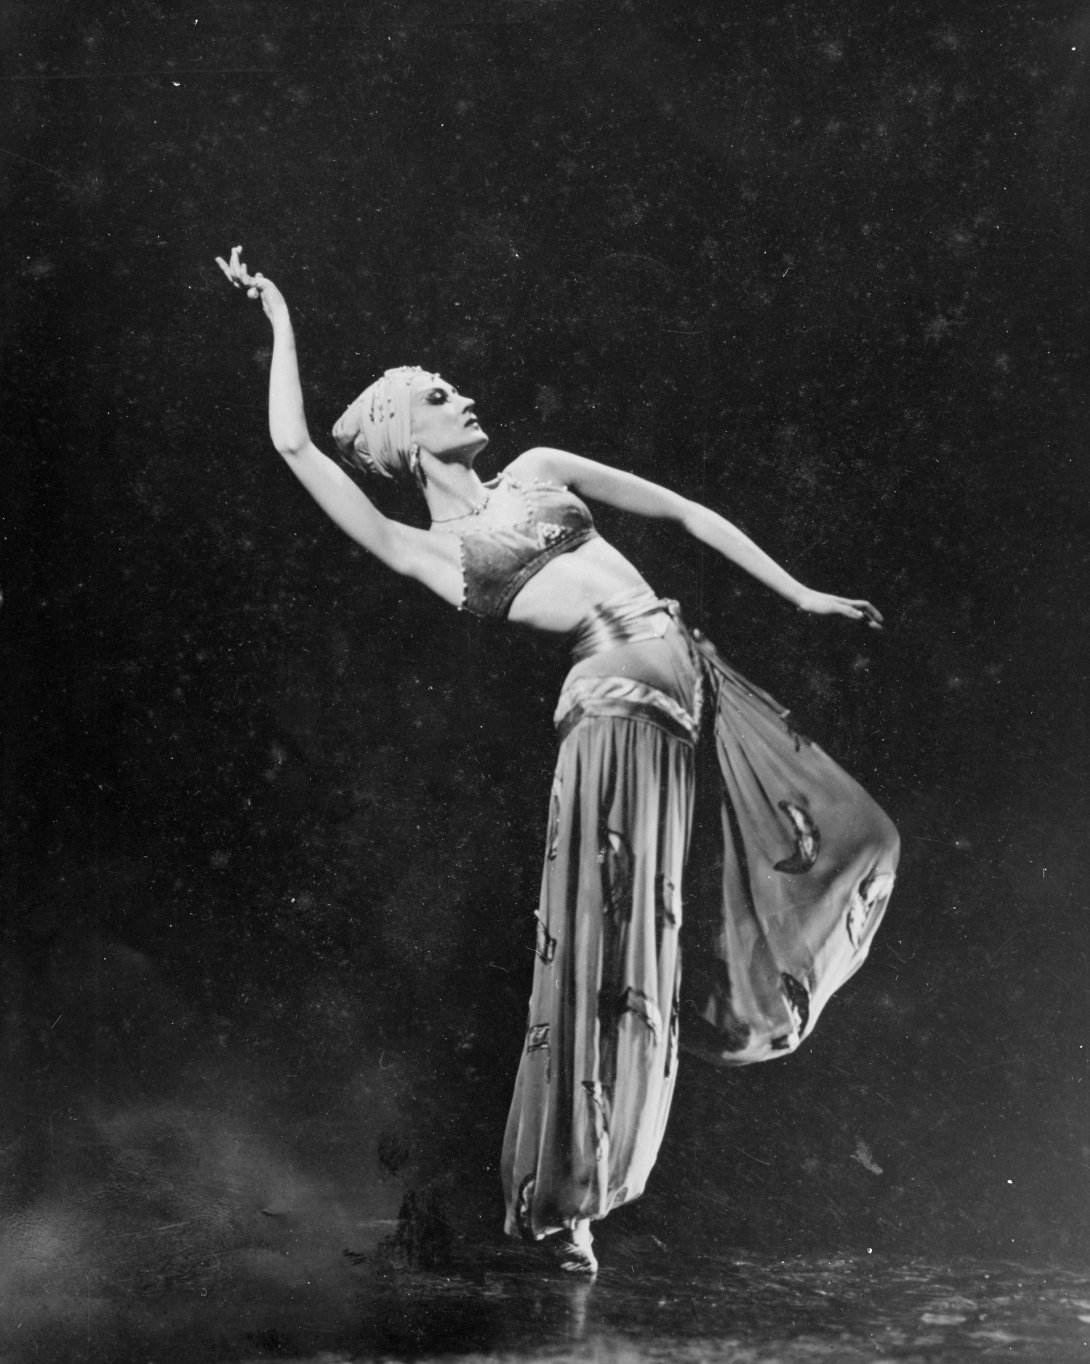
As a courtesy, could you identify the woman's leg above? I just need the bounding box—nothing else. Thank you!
[501,707,695,1261]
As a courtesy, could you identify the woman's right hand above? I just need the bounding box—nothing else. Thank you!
[796,588,884,629]
[215,245,286,321]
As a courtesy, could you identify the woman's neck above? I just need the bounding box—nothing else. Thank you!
[423,460,492,524]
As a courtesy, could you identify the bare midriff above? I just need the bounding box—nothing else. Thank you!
[502,535,654,636]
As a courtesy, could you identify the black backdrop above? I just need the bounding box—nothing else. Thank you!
[1,0,1087,1310]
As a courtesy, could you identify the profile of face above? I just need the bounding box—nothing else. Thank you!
[410,373,489,464]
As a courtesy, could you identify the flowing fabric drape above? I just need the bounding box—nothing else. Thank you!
[502,594,899,1239]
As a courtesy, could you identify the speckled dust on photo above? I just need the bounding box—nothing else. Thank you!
[1,1,1086,1362]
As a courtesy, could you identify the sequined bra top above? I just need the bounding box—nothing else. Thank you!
[441,471,599,620]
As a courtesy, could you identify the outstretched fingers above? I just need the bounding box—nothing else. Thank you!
[813,593,885,628]
[215,244,243,286]
[216,245,263,299]
[850,599,884,629]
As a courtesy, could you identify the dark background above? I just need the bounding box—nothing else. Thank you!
[1,0,1087,1339]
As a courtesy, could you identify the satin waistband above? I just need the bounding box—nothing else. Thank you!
[568,586,680,661]
[554,673,701,744]
[557,588,703,743]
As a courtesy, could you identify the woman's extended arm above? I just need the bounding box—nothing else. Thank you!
[215,249,460,601]
[510,445,883,628]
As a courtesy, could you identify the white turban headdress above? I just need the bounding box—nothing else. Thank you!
[332,365,436,481]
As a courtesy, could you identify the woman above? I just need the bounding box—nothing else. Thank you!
[217,247,899,1275]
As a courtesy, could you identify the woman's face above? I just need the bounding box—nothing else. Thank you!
[410,375,489,463]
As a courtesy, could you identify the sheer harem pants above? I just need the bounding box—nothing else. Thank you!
[501,710,694,1239]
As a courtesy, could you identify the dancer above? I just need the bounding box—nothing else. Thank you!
[217,247,899,1275]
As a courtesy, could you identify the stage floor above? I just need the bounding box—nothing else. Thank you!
[5,1242,1087,1363]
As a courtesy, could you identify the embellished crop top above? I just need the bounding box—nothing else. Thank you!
[441,471,599,620]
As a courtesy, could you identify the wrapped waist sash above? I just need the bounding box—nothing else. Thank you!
[555,588,702,744]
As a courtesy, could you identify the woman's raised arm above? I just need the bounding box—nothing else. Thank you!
[215,249,459,600]
[510,445,883,628]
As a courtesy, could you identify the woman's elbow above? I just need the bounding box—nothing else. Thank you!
[274,438,309,460]
[677,497,709,534]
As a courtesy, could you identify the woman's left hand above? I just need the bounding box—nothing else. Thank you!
[215,245,287,322]
[797,589,884,629]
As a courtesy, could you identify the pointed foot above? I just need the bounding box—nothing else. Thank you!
[544,1220,598,1275]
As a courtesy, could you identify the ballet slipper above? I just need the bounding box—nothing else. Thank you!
[544,1220,598,1275]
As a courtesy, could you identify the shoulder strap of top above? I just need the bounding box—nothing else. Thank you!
[498,468,568,491]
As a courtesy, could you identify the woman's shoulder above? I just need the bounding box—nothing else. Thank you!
[500,447,571,489]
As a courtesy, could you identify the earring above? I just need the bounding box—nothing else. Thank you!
[409,443,426,485]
